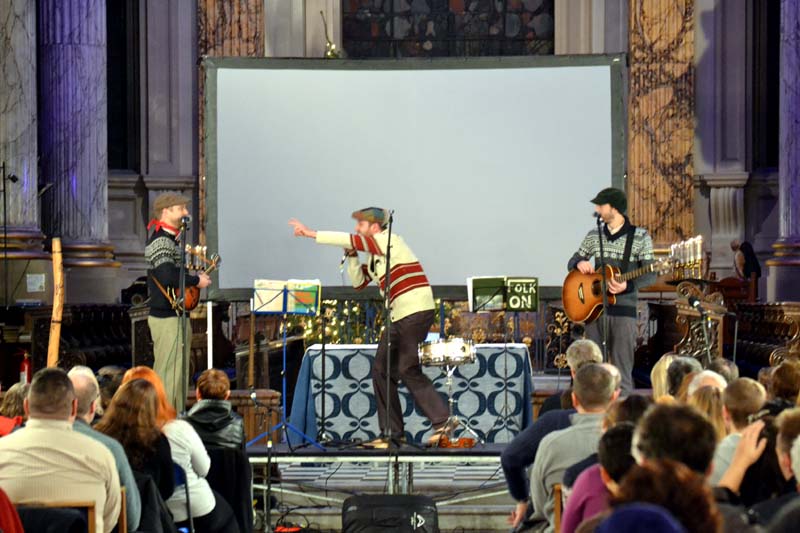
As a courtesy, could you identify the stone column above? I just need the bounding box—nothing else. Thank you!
[38,0,120,303]
[693,0,750,277]
[0,0,51,306]
[767,0,800,300]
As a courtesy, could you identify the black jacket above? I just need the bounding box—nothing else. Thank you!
[185,399,245,450]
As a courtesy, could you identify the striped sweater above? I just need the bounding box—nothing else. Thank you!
[567,218,656,317]
[315,230,435,322]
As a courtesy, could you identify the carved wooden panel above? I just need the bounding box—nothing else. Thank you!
[627,0,695,245]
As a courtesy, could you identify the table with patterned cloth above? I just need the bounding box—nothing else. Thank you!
[288,343,534,446]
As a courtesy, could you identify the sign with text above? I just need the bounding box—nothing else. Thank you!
[505,277,539,312]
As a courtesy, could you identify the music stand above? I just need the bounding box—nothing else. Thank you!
[250,281,324,451]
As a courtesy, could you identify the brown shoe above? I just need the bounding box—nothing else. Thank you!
[427,417,459,447]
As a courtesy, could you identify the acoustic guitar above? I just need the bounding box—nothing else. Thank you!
[168,253,222,311]
[562,257,672,324]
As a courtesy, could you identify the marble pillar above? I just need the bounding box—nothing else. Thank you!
[38,0,120,302]
[767,0,800,300]
[0,0,51,305]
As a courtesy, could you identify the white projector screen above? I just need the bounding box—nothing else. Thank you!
[206,57,625,297]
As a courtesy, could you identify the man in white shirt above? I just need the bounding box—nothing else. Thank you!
[0,368,120,533]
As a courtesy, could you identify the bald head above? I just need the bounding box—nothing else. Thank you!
[68,366,100,420]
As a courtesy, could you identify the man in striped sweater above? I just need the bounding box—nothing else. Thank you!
[567,188,655,394]
[290,208,451,447]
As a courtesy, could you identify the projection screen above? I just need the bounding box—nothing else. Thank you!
[204,56,626,300]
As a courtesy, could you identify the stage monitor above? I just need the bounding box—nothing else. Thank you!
[204,56,626,299]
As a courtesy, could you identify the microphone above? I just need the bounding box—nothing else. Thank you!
[249,386,263,407]
[688,296,706,316]
[180,215,191,230]
[593,212,602,219]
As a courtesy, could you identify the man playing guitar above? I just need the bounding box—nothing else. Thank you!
[289,208,453,448]
[145,193,211,412]
[567,188,655,394]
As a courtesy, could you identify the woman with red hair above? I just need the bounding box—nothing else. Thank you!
[122,367,236,533]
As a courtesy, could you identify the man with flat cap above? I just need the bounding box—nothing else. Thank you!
[146,192,211,412]
[567,187,655,394]
[289,208,452,448]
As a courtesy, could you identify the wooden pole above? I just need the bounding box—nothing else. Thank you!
[47,237,64,367]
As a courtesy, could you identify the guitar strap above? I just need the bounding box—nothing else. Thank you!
[150,274,180,310]
[621,224,637,274]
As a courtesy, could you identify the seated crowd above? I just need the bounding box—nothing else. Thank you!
[504,341,800,533]
[0,365,247,533]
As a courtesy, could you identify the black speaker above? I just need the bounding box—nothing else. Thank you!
[342,495,439,533]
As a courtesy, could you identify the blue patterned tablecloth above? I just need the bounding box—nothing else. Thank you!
[288,343,533,445]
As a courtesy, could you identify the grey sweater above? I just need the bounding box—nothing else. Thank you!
[528,412,605,533]
[567,217,656,318]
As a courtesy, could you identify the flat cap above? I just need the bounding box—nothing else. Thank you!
[351,207,389,227]
[591,187,627,214]
[153,192,191,216]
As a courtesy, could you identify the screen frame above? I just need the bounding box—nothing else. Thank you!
[203,55,628,302]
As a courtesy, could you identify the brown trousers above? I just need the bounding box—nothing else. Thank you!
[372,309,449,437]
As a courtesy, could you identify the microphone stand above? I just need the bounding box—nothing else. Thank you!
[380,210,403,493]
[595,215,610,362]
[178,216,190,413]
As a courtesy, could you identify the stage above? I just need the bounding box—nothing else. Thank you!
[248,443,512,532]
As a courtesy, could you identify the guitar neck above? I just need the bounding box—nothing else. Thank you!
[615,262,657,282]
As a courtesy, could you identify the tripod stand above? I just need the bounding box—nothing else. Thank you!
[439,362,484,443]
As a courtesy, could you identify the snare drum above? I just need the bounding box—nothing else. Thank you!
[418,338,476,367]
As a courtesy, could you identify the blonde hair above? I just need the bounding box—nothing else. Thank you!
[650,353,676,400]
[688,386,727,442]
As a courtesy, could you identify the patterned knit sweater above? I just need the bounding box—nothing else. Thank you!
[567,217,656,318]
[315,230,434,322]
[145,228,200,318]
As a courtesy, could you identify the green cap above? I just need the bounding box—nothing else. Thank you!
[351,207,389,227]
[591,187,627,214]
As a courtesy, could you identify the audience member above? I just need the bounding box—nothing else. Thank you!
[68,366,142,532]
[96,379,176,501]
[709,378,767,485]
[0,368,120,533]
[123,366,237,533]
[608,459,723,533]
[539,340,603,416]
[633,404,758,532]
[526,364,618,532]
[563,393,651,489]
[0,383,27,436]
[186,369,245,450]
[561,423,636,533]
[687,370,727,397]
[97,365,126,415]
[748,408,800,523]
[650,353,677,401]
[594,503,687,533]
[666,357,702,397]
[708,358,739,384]
[766,361,800,414]
[688,386,727,442]
[765,434,800,532]
[503,340,603,528]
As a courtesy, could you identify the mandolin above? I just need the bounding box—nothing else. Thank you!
[562,257,672,324]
